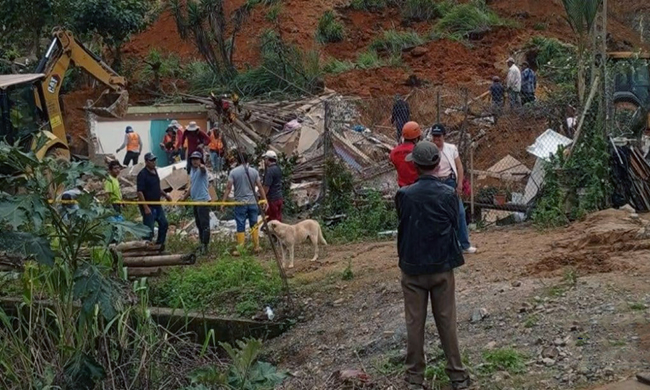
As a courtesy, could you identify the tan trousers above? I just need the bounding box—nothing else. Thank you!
[401,270,468,385]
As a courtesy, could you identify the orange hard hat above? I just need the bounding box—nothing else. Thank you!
[402,121,422,140]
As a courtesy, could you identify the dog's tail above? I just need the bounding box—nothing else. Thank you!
[318,225,328,245]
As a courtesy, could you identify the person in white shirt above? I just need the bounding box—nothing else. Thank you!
[430,124,477,254]
[506,57,522,109]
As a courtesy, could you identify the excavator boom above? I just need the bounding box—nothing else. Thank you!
[34,28,129,151]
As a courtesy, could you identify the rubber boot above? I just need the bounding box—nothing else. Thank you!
[233,232,245,257]
[251,229,261,253]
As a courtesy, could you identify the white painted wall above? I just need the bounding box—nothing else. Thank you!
[94,120,152,164]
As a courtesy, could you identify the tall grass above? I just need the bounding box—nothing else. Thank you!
[370,29,425,55]
[350,0,394,11]
[435,0,514,37]
[322,58,355,74]
[401,0,440,22]
[317,10,345,43]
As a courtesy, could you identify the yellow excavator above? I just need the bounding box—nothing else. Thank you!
[0,28,128,160]
[609,51,650,137]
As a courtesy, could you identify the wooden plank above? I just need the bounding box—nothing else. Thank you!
[123,254,196,267]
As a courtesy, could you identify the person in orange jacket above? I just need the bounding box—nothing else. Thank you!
[116,126,142,166]
[208,126,227,173]
[159,126,181,165]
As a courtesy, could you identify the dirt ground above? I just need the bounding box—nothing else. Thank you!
[261,208,650,389]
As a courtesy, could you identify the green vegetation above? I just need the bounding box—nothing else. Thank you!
[480,348,527,375]
[370,29,425,55]
[320,159,397,243]
[629,302,648,311]
[342,258,354,280]
[266,4,282,22]
[425,361,450,387]
[317,10,345,43]
[322,58,355,74]
[435,0,514,38]
[349,0,394,12]
[526,36,576,84]
[186,339,286,389]
[576,334,589,346]
[523,314,539,328]
[563,266,578,286]
[401,0,440,22]
[357,50,384,69]
[150,255,283,316]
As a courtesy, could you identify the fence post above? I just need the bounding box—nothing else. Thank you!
[470,142,475,222]
[322,100,331,200]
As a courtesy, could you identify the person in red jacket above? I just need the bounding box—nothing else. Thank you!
[390,121,422,187]
[176,121,211,172]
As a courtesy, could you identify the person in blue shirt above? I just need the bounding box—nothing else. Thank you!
[521,61,537,105]
[182,151,211,254]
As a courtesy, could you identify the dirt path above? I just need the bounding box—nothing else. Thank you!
[264,209,650,389]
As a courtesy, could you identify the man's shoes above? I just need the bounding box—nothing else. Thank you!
[463,246,477,254]
[158,244,165,253]
[451,378,471,390]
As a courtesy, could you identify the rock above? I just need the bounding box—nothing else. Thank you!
[604,367,614,376]
[542,346,560,359]
[630,213,640,220]
[512,280,522,287]
[577,366,590,375]
[471,308,489,323]
[542,358,556,366]
[554,338,567,347]
[410,46,429,57]
[621,204,636,213]
[485,341,498,350]
[520,302,532,313]
[333,298,344,305]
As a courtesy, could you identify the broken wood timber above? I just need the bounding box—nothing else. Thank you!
[115,241,161,252]
[564,75,601,165]
[127,267,163,278]
[330,131,373,166]
[122,254,196,267]
[233,118,262,142]
[121,251,170,258]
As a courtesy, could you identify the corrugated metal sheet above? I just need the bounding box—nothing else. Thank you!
[0,73,44,89]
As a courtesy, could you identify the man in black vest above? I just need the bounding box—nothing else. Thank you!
[395,141,470,390]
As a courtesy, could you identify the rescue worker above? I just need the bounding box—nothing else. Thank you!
[389,121,422,187]
[104,160,124,221]
[220,152,268,255]
[170,120,186,160]
[160,126,180,165]
[208,126,226,173]
[506,57,522,109]
[182,151,211,254]
[176,121,211,173]
[116,126,142,166]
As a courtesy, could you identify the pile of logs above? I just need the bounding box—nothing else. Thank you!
[1,241,196,278]
[112,241,197,278]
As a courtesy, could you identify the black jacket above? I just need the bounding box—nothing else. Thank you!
[395,175,464,275]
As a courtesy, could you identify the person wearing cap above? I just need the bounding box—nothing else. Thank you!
[521,61,537,105]
[170,120,187,160]
[262,150,283,222]
[137,152,172,250]
[208,126,227,173]
[390,121,422,187]
[116,126,143,166]
[396,141,470,390]
[506,57,522,109]
[221,152,268,254]
[429,124,477,254]
[182,151,211,254]
[160,126,181,165]
[176,121,211,173]
[391,95,411,143]
[489,76,505,124]
[104,160,124,221]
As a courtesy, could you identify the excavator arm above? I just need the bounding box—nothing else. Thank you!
[33,28,128,154]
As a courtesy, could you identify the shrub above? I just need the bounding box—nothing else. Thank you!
[350,0,392,11]
[370,29,424,55]
[480,348,527,375]
[150,255,283,317]
[526,36,576,84]
[435,0,513,37]
[317,10,345,43]
[266,4,282,21]
[322,58,355,74]
[401,0,440,22]
[356,50,383,69]
[183,61,223,95]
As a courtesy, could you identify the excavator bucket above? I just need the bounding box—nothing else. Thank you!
[87,90,129,118]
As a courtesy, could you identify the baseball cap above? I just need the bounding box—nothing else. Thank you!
[406,141,440,167]
[190,151,203,159]
[263,150,277,159]
[430,123,447,136]
[144,152,157,162]
[125,126,134,133]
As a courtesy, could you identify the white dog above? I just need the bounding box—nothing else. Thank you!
[266,219,328,268]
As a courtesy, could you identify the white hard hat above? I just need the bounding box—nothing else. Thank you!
[263,150,277,159]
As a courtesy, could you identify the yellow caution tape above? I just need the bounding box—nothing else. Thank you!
[52,199,267,206]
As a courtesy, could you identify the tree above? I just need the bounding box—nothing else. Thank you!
[70,0,152,70]
[561,0,603,104]
[170,0,249,81]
